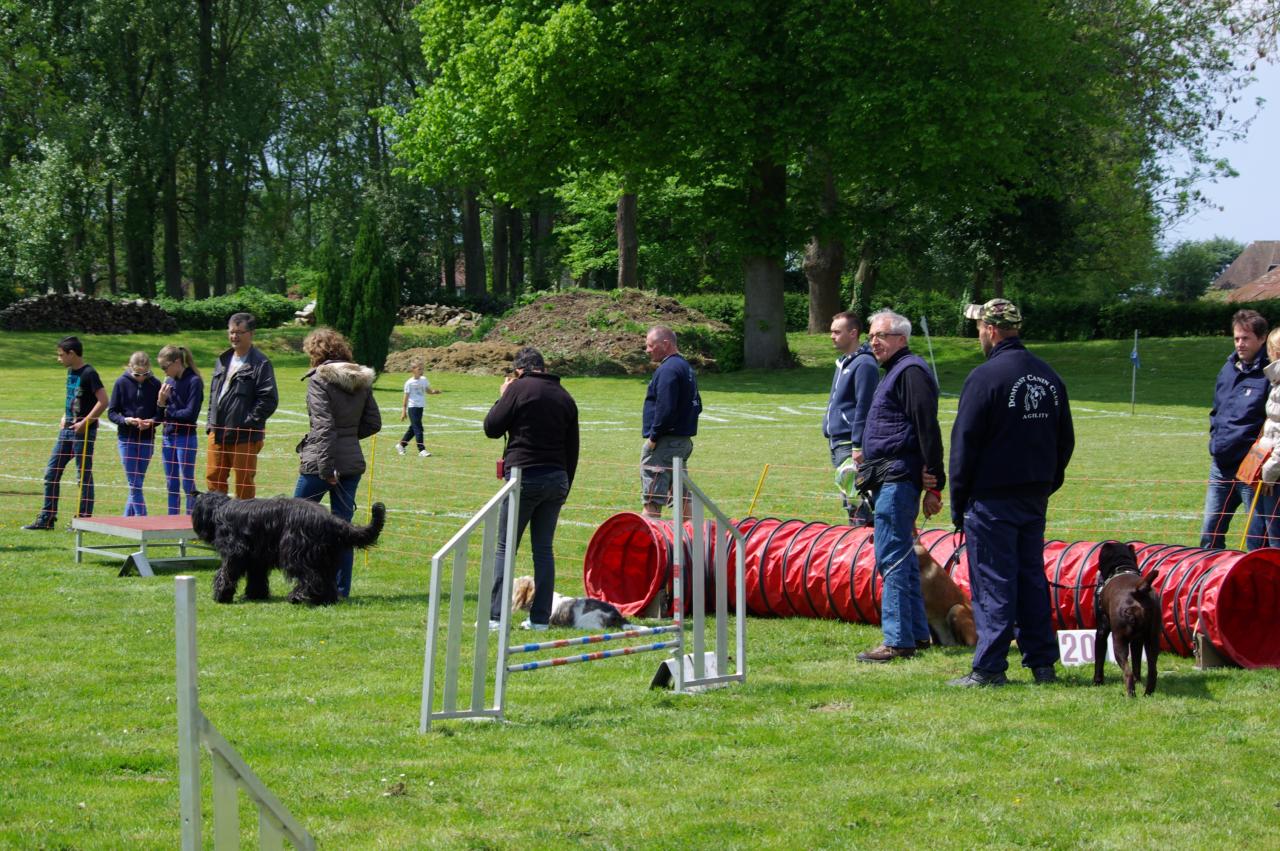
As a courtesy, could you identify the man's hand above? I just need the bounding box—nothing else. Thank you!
[500,374,517,395]
[922,490,942,519]
[922,471,938,490]
[852,449,864,465]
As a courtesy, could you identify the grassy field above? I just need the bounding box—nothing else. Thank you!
[1,328,1278,848]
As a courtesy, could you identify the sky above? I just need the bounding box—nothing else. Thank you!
[1163,59,1280,247]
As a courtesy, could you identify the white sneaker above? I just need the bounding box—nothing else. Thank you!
[488,619,502,631]
[419,449,432,457]
[395,444,406,455]
[520,619,549,631]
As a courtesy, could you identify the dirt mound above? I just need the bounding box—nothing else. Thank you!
[484,289,731,375]
[383,290,734,376]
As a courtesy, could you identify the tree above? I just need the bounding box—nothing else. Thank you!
[313,233,346,328]
[345,207,399,370]
[1161,238,1244,300]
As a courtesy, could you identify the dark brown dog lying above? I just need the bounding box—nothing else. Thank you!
[915,544,977,647]
[1093,541,1160,697]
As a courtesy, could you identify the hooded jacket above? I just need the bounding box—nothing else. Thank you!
[296,361,382,477]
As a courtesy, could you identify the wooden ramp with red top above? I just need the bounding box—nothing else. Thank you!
[71,515,216,577]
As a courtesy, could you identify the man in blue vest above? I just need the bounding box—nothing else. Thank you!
[1200,309,1270,550]
[947,299,1074,687]
[855,310,945,663]
[824,311,878,525]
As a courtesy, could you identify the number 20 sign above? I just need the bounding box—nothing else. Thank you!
[1057,629,1118,667]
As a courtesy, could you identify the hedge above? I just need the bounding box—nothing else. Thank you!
[154,287,299,330]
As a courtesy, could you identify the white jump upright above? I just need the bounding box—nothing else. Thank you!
[420,459,746,732]
[420,467,522,732]
[175,576,314,851]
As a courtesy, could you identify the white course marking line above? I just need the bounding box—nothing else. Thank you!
[424,413,485,426]
[778,406,807,416]
[0,418,50,428]
[711,409,778,422]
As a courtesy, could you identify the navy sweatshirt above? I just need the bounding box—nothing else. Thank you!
[1208,350,1270,470]
[642,353,701,439]
[157,368,205,439]
[823,343,879,448]
[108,372,162,441]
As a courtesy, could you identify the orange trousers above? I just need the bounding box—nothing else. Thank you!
[205,436,265,499]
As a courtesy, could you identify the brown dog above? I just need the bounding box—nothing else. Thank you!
[915,544,977,647]
[1093,541,1160,697]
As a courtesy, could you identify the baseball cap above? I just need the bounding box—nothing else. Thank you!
[963,298,1022,328]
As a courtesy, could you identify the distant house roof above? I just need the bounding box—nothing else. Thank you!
[1213,241,1280,290]
[1227,266,1280,303]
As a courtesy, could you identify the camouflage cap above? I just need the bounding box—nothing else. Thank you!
[963,298,1022,328]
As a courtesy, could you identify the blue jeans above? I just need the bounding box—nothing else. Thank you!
[36,426,97,524]
[118,436,154,516]
[162,428,198,515]
[964,495,1059,675]
[830,441,872,526]
[489,468,571,624]
[400,407,425,451]
[293,473,362,598]
[871,480,930,648]
[1200,458,1268,550]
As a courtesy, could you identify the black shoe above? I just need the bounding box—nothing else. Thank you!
[1031,666,1057,684]
[947,669,1008,687]
[916,639,933,651]
[22,520,55,531]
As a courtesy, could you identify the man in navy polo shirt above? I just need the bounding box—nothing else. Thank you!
[824,311,878,525]
[947,298,1074,687]
[640,325,701,519]
[1200,309,1270,550]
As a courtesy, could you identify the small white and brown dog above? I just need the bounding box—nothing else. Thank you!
[511,576,631,631]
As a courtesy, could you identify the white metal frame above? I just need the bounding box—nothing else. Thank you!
[420,468,522,731]
[176,576,315,850]
[74,516,216,577]
[419,458,746,731]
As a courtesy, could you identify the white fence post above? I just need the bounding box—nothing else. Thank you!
[176,576,201,851]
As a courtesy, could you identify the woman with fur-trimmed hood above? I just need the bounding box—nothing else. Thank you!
[294,328,382,599]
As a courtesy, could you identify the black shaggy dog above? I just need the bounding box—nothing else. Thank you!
[192,491,386,605]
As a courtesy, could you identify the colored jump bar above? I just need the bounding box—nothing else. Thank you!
[506,640,679,673]
[506,624,681,655]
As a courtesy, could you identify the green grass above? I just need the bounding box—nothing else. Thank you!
[2,330,1278,848]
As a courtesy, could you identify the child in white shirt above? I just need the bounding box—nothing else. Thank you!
[397,360,440,456]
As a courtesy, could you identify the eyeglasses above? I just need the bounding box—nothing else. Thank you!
[868,332,904,342]
[131,370,151,378]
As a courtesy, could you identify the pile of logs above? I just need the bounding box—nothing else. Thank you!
[0,293,178,334]
[397,303,481,330]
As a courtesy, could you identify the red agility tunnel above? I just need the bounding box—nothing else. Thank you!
[584,514,1280,668]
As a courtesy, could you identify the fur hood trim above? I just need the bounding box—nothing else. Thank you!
[312,361,376,393]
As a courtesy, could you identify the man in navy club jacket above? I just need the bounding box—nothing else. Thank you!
[1200,309,1270,550]
[641,325,701,519]
[824,311,879,525]
[947,298,1074,687]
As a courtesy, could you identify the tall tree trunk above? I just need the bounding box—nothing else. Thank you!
[492,200,509,297]
[462,187,485,296]
[441,189,457,291]
[531,201,553,289]
[212,156,228,295]
[616,191,638,289]
[123,179,155,298]
[104,182,118,294]
[508,206,524,294]
[804,165,844,332]
[742,159,789,369]
[854,240,879,321]
[191,0,213,299]
[991,246,1005,298]
[232,237,245,291]
[163,157,183,298]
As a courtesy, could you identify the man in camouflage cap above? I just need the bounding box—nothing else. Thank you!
[946,298,1075,687]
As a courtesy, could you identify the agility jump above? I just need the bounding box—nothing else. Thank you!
[420,459,746,731]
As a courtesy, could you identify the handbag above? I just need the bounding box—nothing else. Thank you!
[1235,435,1271,485]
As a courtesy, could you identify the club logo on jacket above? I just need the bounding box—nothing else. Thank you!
[1008,374,1058,420]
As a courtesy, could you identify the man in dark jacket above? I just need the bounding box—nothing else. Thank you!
[485,347,580,631]
[855,310,945,664]
[206,312,279,499]
[1200,309,1270,550]
[947,299,1074,687]
[641,325,701,518]
[824,311,878,525]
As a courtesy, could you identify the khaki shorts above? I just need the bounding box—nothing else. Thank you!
[640,435,694,507]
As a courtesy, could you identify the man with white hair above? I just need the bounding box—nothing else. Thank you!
[640,325,701,518]
[855,310,945,663]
